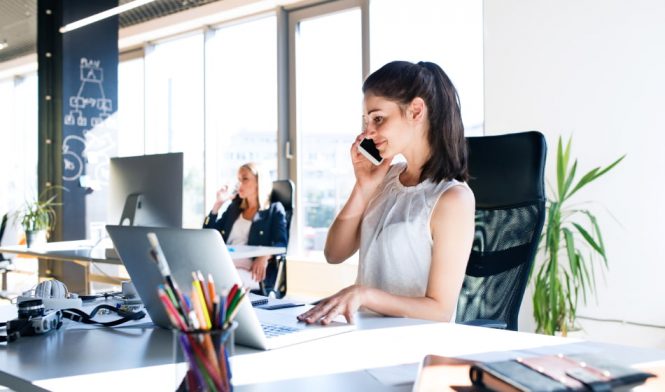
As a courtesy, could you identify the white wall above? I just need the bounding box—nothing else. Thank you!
[484,0,665,347]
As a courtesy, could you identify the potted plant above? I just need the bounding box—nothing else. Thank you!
[14,187,63,248]
[533,136,625,336]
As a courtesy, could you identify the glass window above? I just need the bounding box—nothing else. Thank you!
[145,32,205,228]
[205,16,278,211]
[0,72,39,288]
[370,0,484,135]
[0,74,38,215]
[293,7,363,256]
[117,56,145,157]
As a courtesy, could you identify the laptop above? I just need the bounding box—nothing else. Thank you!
[105,225,355,350]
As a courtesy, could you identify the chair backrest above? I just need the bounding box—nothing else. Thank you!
[0,214,10,261]
[0,213,7,244]
[262,179,294,298]
[0,213,9,261]
[270,179,295,240]
[455,131,547,331]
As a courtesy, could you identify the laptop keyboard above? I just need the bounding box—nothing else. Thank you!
[261,322,301,337]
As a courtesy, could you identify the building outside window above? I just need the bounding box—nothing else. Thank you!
[204,15,278,213]
[144,32,205,228]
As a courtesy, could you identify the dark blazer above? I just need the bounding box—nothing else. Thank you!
[203,198,288,248]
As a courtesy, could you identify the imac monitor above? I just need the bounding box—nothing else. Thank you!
[109,152,184,228]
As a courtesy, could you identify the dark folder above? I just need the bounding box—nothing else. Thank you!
[469,353,655,392]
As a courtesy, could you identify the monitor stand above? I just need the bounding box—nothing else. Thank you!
[119,193,143,226]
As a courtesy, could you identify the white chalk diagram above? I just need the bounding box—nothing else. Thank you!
[62,132,114,183]
[64,58,113,127]
[62,57,116,183]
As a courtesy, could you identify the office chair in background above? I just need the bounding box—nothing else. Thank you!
[455,131,547,331]
[257,179,294,298]
[1,213,15,298]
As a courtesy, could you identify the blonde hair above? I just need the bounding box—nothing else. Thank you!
[239,162,272,211]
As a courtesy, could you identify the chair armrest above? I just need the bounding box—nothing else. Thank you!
[460,319,508,329]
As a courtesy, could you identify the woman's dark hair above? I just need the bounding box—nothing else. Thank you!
[362,60,468,182]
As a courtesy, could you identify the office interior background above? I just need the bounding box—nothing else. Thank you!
[0,0,663,349]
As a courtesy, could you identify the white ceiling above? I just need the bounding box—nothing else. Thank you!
[0,0,221,63]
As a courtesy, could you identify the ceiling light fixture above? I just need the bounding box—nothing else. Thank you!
[59,0,157,34]
[0,40,8,51]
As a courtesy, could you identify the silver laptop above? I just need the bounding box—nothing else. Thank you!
[105,225,355,350]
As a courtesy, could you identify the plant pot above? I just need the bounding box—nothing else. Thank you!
[26,230,47,249]
[554,324,587,339]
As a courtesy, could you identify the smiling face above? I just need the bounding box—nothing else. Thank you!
[362,93,422,160]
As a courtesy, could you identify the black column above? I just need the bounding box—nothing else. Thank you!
[37,0,118,293]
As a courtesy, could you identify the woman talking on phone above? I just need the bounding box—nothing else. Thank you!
[203,162,287,289]
[298,61,475,325]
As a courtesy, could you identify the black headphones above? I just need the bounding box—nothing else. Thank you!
[60,304,146,327]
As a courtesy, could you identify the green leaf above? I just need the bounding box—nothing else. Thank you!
[567,155,625,199]
[557,137,565,199]
[582,210,608,266]
[563,136,572,175]
[572,223,605,258]
[566,167,599,200]
[594,154,626,179]
[577,252,591,304]
[544,202,560,252]
[562,227,577,272]
[561,160,578,202]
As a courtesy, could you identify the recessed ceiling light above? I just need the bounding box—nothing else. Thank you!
[60,0,156,33]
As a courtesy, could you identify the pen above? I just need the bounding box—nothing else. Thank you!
[224,298,243,329]
[211,296,220,329]
[219,293,227,327]
[207,273,216,316]
[226,283,239,310]
[196,271,211,313]
[178,333,206,389]
[225,287,246,325]
[188,336,224,391]
[192,274,212,329]
[190,283,207,329]
[158,287,188,330]
[147,232,188,318]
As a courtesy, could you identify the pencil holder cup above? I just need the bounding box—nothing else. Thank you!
[173,321,237,392]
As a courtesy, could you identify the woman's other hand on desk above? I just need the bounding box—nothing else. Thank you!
[251,256,269,282]
[297,285,365,325]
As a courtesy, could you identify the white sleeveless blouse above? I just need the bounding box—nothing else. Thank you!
[357,162,467,300]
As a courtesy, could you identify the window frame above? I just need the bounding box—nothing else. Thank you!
[286,0,369,259]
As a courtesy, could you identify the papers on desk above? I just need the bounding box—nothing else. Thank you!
[366,363,420,387]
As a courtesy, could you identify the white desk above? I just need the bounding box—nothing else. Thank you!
[0,241,286,294]
[1,304,664,392]
[0,241,285,264]
[0,240,122,265]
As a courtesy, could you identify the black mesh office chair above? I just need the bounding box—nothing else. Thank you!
[455,131,547,331]
[1,213,14,298]
[258,179,294,298]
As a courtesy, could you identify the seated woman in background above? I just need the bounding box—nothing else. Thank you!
[203,162,287,290]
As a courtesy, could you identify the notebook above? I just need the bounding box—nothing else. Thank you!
[105,225,355,350]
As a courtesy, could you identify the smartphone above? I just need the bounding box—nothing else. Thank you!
[358,138,383,165]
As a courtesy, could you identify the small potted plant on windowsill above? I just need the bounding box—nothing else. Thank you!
[533,136,625,336]
[14,187,63,248]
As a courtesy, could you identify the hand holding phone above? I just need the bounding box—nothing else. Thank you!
[358,138,383,166]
